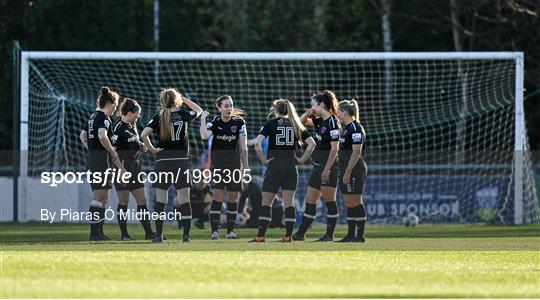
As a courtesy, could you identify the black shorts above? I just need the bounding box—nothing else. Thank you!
[87,151,112,191]
[339,159,368,195]
[308,163,339,190]
[211,163,243,192]
[152,159,191,190]
[114,159,145,191]
[262,159,298,193]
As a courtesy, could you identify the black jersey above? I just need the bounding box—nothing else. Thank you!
[339,121,365,169]
[258,117,310,161]
[85,110,113,151]
[146,109,198,161]
[112,120,140,161]
[311,115,340,165]
[206,116,247,165]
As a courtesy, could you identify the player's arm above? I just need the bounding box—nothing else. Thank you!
[182,97,203,117]
[254,134,272,165]
[239,134,249,171]
[343,144,362,184]
[296,136,316,164]
[199,111,213,140]
[140,127,162,154]
[97,128,124,171]
[300,108,314,127]
[321,140,339,181]
[80,130,88,150]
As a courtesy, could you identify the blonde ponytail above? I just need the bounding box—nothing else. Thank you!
[287,101,305,145]
[351,99,360,121]
[159,107,172,141]
[158,88,181,142]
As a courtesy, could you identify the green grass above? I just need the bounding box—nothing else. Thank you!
[1,223,540,298]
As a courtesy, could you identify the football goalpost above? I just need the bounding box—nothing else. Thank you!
[16,51,538,224]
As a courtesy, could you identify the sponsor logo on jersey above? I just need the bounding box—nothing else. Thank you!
[352,133,362,143]
[128,136,139,143]
[330,129,340,139]
[216,134,237,142]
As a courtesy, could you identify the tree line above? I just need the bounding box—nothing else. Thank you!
[1,0,538,157]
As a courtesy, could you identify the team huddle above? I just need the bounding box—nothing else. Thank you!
[80,86,367,243]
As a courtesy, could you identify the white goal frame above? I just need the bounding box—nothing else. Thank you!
[18,51,526,223]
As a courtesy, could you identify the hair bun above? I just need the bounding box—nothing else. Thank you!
[100,86,110,95]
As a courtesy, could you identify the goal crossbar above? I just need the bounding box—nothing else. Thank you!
[18,51,527,223]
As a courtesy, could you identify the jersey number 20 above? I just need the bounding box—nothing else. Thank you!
[276,126,294,146]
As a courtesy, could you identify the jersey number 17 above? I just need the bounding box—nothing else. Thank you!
[170,121,184,141]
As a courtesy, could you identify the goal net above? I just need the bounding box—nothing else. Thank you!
[18,52,539,224]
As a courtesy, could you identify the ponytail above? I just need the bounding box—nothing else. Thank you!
[351,99,360,121]
[338,99,360,121]
[285,100,307,146]
[158,88,181,142]
[273,99,306,146]
[159,107,172,141]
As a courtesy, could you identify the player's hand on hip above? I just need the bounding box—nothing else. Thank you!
[342,172,350,185]
[150,147,163,155]
[139,142,148,152]
[263,157,274,166]
[321,168,330,182]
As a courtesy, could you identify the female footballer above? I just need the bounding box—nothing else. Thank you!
[335,100,368,242]
[292,90,341,242]
[80,86,125,241]
[250,99,316,243]
[199,95,249,240]
[111,98,156,241]
[140,88,202,243]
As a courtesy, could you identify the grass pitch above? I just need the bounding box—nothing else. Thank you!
[1,223,539,298]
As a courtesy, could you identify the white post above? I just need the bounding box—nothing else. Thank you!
[153,0,160,85]
[513,53,524,225]
[19,52,29,222]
